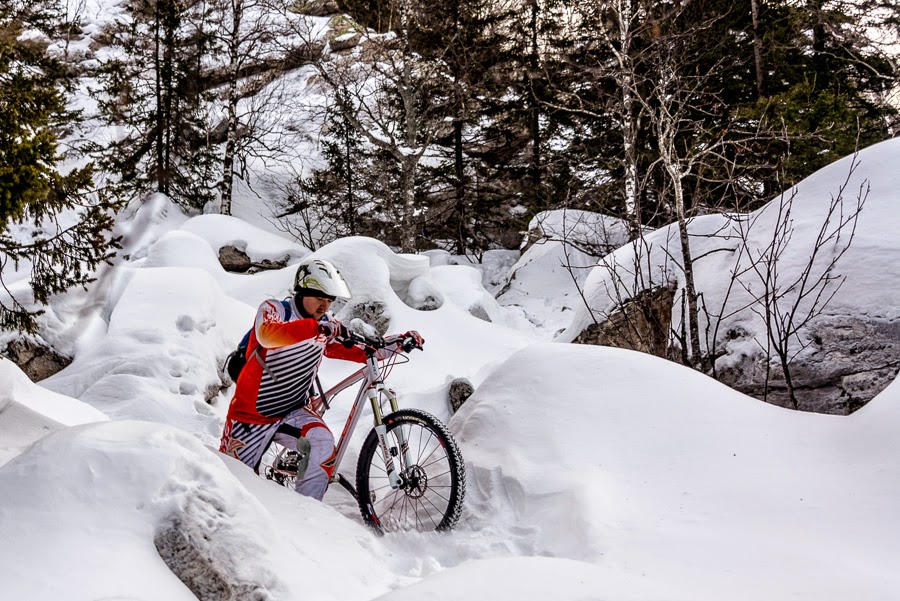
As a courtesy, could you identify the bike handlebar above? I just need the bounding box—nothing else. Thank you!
[338,330,423,354]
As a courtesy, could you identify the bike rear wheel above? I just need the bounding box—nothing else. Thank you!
[260,442,299,489]
[356,408,465,532]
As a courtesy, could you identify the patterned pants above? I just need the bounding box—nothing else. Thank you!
[220,406,336,500]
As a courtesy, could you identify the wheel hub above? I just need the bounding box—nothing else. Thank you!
[403,465,428,499]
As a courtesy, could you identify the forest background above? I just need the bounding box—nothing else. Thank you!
[2,0,899,391]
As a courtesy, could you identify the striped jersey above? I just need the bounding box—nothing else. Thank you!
[225,297,366,425]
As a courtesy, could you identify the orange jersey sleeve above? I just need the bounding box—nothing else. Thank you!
[254,300,320,348]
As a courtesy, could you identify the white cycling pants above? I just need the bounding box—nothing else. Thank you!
[272,406,336,500]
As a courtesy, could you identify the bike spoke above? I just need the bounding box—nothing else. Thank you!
[359,411,463,532]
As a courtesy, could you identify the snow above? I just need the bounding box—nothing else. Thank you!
[0,360,107,467]
[2,7,899,598]
[3,173,899,598]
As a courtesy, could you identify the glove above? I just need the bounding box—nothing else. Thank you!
[399,330,424,352]
[319,318,348,341]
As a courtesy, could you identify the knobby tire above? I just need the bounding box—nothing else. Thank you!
[356,409,466,532]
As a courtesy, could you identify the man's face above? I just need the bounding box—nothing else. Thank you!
[302,295,333,320]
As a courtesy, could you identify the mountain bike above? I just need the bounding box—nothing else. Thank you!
[259,330,466,533]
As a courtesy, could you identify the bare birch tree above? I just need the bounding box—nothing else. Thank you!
[207,0,319,215]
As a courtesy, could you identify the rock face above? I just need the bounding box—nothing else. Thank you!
[218,245,289,273]
[3,339,72,382]
[448,378,475,413]
[155,518,272,601]
[573,286,676,360]
[716,315,900,414]
[577,298,899,414]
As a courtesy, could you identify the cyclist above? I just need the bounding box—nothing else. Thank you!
[219,257,423,500]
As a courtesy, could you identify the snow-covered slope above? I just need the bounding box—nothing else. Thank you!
[3,339,898,600]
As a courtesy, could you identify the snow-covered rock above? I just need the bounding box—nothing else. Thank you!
[560,138,900,414]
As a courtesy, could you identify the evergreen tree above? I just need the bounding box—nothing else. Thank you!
[411,0,518,253]
[94,0,218,210]
[313,0,452,252]
[289,88,371,242]
[1,1,119,333]
[739,0,898,191]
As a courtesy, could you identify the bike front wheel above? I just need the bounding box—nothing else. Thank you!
[356,408,466,532]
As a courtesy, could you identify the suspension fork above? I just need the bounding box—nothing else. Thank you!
[365,358,411,491]
[367,380,412,490]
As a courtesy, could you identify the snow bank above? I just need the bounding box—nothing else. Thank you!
[561,137,900,343]
[496,236,599,338]
[179,213,309,264]
[0,359,107,466]
[40,266,248,444]
[527,209,632,252]
[492,209,639,339]
[0,420,400,601]
[451,343,900,600]
[115,194,191,263]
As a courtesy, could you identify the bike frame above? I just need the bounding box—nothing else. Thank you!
[315,350,411,492]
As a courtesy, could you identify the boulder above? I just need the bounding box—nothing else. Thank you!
[328,15,361,53]
[448,378,475,413]
[573,285,676,360]
[218,245,290,273]
[291,0,339,16]
[330,31,361,53]
[155,518,270,601]
[338,301,390,336]
[218,245,252,273]
[3,339,72,382]
[468,304,492,323]
[716,315,900,414]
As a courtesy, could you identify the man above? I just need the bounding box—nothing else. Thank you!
[219,257,422,499]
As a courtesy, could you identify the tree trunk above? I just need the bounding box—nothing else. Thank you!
[400,154,417,252]
[345,121,356,234]
[617,1,641,239]
[750,0,765,97]
[453,118,465,254]
[161,0,175,196]
[154,2,165,192]
[673,176,702,368]
[220,0,243,216]
[399,32,419,253]
[527,0,541,199]
[776,346,799,409]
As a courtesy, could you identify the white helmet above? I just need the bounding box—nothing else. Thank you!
[293,258,351,299]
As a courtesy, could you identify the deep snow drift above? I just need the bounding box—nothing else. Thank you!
[2,178,899,598]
